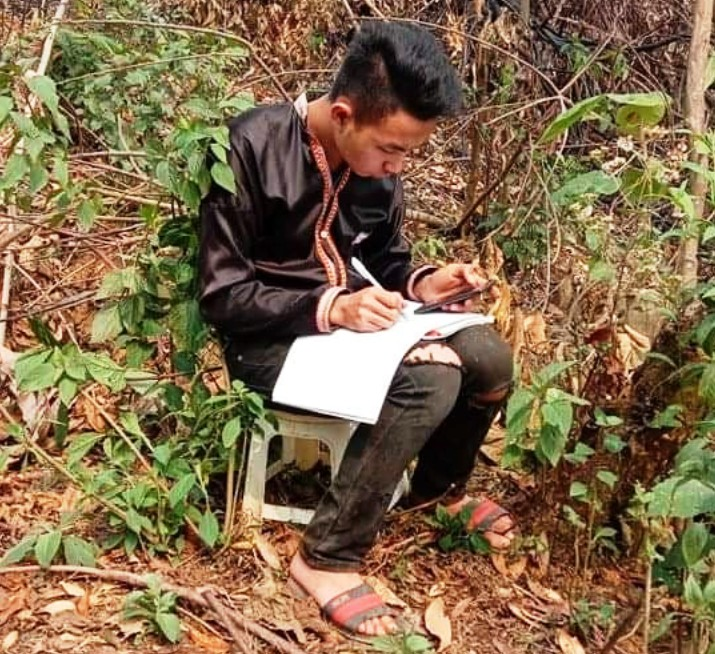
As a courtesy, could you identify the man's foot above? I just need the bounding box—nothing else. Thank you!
[445,496,517,550]
[289,551,399,637]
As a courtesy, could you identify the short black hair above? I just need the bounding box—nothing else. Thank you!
[329,21,463,124]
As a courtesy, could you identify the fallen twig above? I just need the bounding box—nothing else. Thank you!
[0,565,308,654]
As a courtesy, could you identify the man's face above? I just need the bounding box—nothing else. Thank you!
[331,101,437,178]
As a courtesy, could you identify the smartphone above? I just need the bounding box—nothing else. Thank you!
[413,280,496,314]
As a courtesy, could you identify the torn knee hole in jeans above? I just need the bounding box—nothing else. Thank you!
[468,383,511,408]
[403,343,462,368]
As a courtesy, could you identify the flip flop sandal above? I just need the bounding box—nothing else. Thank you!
[463,498,518,548]
[288,577,404,642]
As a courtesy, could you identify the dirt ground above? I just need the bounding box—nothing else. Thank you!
[0,450,663,654]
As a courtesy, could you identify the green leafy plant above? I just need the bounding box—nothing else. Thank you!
[372,632,435,654]
[504,361,590,469]
[429,504,490,555]
[124,574,182,643]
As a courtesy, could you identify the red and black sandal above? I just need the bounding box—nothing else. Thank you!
[462,498,518,549]
[289,578,403,641]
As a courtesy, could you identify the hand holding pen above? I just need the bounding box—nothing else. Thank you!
[327,258,405,332]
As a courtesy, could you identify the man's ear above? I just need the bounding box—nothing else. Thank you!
[330,98,355,128]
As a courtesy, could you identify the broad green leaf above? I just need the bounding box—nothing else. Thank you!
[537,423,567,467]
[704,579,715,604]
[615,102,666,134]
[1,152,28,189]
[703,225,715,244]
[650,478,715,518]
[14,349,57,392]
[0,96,12,127]
[96,270,126,299]
[120,412,145,439]
[589,259,615,283]
[156,612,181,643]
[77,199,97,231]
[706,52,715,89]
[541,400,573,439]
[198,511,220,548]
[58,377,78,406]
[552,170,620,206]
[594,409,623,427]
[35,530,62,568]
[545,387,590,406]
[168,473,196,508]
[209,142,227,164]
[596,470,618,489]
[604,433,627,454]
[683,573,704,608]
[67,432,103,467]
[607,92,671,107]
[648,404,684,429]
[0,534,37,566]
[539,96,606,144]
[505,387,535,441]
[210,161,236,194]
[28,163,48,194]
[221,416,242,449]
[699,362,715,407]
[27,75,59,112]
[53,156,69,187]
[63,535,96,567]
[168,300,206,352]
[532,361,576,388]
[82,352,126,392]
[569,481,589,501]
[564,442,595,464]
[682,522,708,568]
[91,304,123,343]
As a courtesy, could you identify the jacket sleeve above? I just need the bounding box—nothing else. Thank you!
[361,179,436,299]
[198,136,336,338]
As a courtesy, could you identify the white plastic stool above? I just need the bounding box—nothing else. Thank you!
[242,409,410,525]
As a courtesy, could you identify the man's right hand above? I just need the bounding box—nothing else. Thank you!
[329,287,405,332]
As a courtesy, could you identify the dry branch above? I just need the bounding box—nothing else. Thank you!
[0,565,308,654]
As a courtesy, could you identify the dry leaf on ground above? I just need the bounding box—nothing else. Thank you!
[187,624,231,652]
[491,552,527,579]
[1,630,19,651]
[557,628,586,654]
[0,591,27,626]
[253,533,282,570]
[364,576,408,608]
[59,582,85,598]
[424,597,452,652]
[41,599,77,615]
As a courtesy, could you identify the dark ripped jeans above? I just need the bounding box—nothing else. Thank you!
[225,324,513,572]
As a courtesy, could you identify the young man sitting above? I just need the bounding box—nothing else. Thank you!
[198,21,515,638]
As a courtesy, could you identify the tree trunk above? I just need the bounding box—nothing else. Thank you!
[677,0,713,288]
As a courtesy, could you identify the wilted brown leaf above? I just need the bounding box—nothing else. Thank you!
[0,590,27,626]
[41,600,77,616]
[424,597,452,652]
[365,576,407,608]
[59,582,85,598]
[187,624,230,652]
[1,630,19,651]
[557,628,586,654]
[254,533,282,570]
[491,552,527,579]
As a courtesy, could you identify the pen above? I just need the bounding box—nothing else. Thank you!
[350,257,384,289]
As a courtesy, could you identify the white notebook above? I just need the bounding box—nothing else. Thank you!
[272,302,493,424]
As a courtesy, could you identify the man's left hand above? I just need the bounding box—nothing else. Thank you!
[413,263,499,312]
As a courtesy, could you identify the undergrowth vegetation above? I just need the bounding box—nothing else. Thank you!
[1,1,714,652]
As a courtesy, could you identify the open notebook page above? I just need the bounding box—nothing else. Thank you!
[272,302,493,424]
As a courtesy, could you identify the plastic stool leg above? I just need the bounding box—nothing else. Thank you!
[242,429,274,522]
